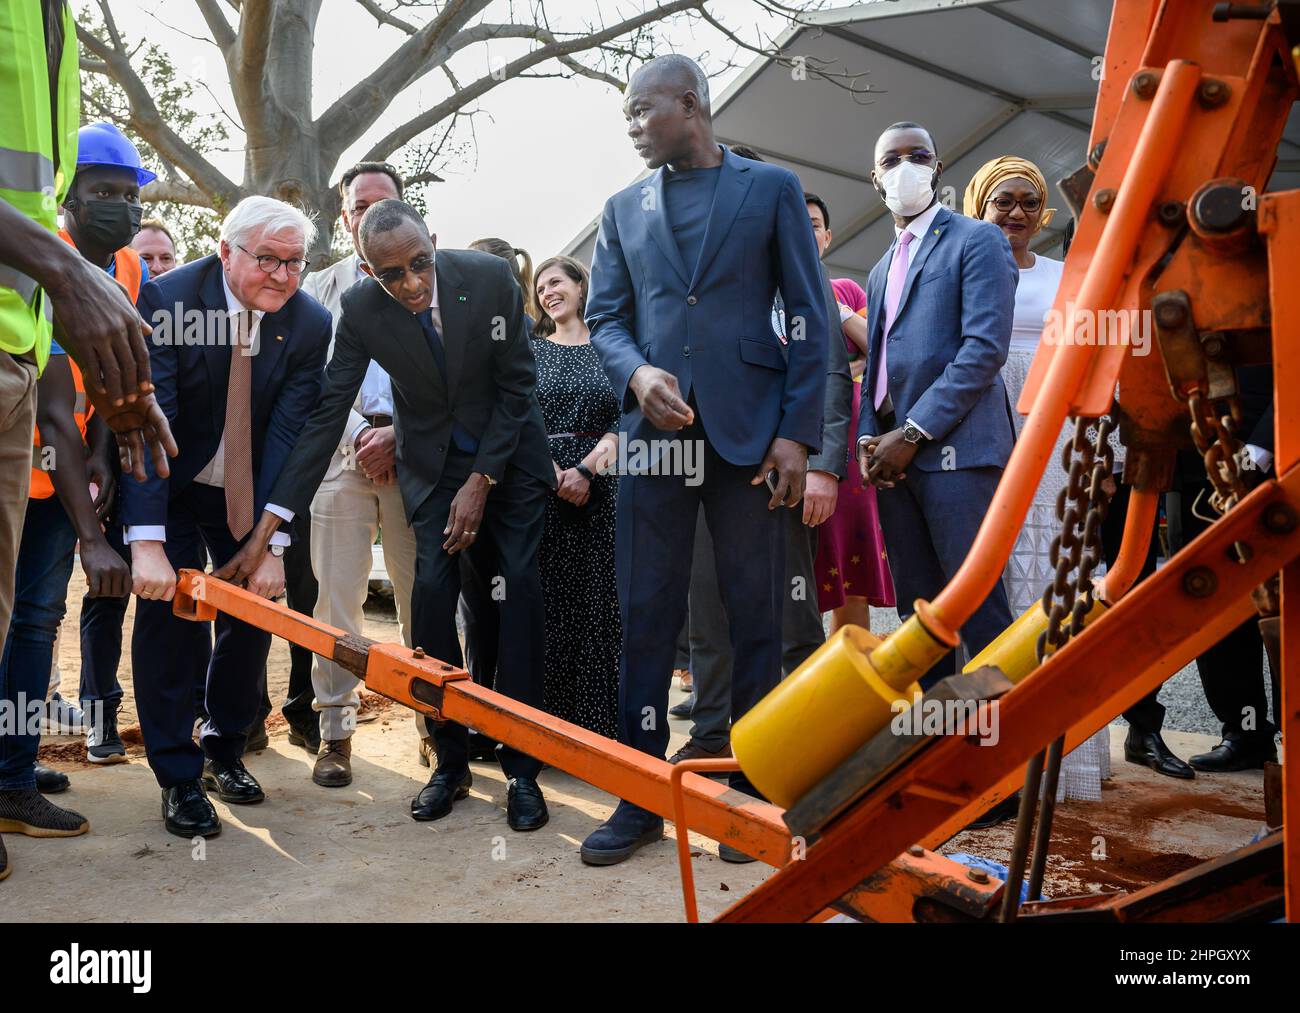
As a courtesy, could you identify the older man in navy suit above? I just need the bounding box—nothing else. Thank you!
[584,55,828,865]
[123,196,331,839]
[857,122,1017,688]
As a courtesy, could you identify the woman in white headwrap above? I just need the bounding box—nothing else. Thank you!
[963,157,1112,808]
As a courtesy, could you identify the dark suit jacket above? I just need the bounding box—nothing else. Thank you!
[586,145,828,467]
[858,204,1018,472]
[271,249,554,522]
[807,263,852,477]
[121,254,331,527]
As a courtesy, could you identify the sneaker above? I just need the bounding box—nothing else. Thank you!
[86,707,127,765]
[0,788,89,837]
[42,693,85,735]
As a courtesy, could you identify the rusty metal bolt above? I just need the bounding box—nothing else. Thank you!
[907,844,925,857]
[1263,502,1298,534]
[1154,299,1187,329]
[413,646,426,658]
[1201,333,1225,359]
[1131,71,1160,99]
[1093,188,1117,214]
[1198,78,1231,108]
[1088,140,1107,170]
[1183,566,1218,598]
[967,867,990,884]
[1157,200,1185,226]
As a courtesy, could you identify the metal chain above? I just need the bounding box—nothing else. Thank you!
[1037,415,1117,663]
[1186,389,1248,516]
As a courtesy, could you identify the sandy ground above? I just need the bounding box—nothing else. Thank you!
[1,575,1273,921]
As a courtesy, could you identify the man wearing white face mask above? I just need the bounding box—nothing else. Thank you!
[857,122,1018,688]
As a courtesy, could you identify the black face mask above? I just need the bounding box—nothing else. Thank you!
[71,199,142,252]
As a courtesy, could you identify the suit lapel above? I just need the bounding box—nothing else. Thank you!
[198,257,229,435]
[691,148,753,288]
[866,250,891,397]
[252,301,290,398]
[641,168,690,286]
[434,254,467,393]
[380,288,441,391]
[893,204,951,325]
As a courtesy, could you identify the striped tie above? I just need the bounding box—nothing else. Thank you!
[224,310,255,540]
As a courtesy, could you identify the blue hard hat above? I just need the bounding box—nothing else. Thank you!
[75,122,157,188]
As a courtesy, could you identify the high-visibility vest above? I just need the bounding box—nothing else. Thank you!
[0,1,80,373]
[29,231,143,499]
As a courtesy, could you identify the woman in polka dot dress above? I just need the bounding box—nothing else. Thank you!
[530,256,621,737]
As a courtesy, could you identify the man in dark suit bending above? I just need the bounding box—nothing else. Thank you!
[227,199,555,832]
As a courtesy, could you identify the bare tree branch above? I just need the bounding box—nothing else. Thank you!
[355,0,418,34]
[402,170,444,186]
[316,0,493,160]
[76,23,243,208]
[142,178,216,207]
[193,0,238,52]
[363,0,706,162]
[229,0,277,135]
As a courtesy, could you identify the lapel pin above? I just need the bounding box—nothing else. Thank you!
[458,295,467,302]
[276,334,284,341]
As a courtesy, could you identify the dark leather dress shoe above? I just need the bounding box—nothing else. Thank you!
[669,693,695,719]
[468,731,499,762]
[202,759,265,804]
[506,778,549,831]
[1125,729,1194,779]
[580,800,664,866]
[162,780,221,838]
[287,722,321,756]
[718,843,757,864]
[410,769,472,821]
[964,792,1020,830]
[35,763,70,794]
[244,719,270,753]
[1189,735,1277,773]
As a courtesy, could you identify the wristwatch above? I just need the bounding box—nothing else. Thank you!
[902,420,926,445]
[574,463,596,482]
[269,543,286,558]
[477,472,497,488]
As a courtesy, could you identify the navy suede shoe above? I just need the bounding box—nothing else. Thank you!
[580,800,664,866]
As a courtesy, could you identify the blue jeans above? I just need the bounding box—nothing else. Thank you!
[0,495,77,790]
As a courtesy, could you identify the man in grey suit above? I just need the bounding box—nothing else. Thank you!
[225,199,555,832]
[858,122,1017,687]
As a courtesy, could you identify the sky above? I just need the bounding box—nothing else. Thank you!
[80,0,800,260]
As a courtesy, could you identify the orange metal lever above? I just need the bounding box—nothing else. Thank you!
[927,61,1202,640]
[670,758,744,923]
[1100,486,1160,604]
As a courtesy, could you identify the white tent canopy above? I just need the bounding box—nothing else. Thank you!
[564,0,1300,281]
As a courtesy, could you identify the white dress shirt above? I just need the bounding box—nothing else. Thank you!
[125,272,294,547]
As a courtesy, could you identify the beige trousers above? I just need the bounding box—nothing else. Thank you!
[310,459,416,740]
[0,353,37,648]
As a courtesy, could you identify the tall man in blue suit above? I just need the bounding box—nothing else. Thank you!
[124,196,331,839]
[584,55,828,866]
[858,122,1017,687]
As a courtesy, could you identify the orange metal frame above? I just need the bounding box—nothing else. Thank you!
[171,0,1299,923]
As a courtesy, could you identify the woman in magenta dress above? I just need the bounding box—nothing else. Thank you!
[813,273,896,631]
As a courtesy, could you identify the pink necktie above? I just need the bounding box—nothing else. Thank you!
[874,229,915,409]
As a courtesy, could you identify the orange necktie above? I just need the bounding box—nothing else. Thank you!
[224,310,255,540]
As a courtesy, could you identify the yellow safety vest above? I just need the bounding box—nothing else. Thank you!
[0,1,80,373]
